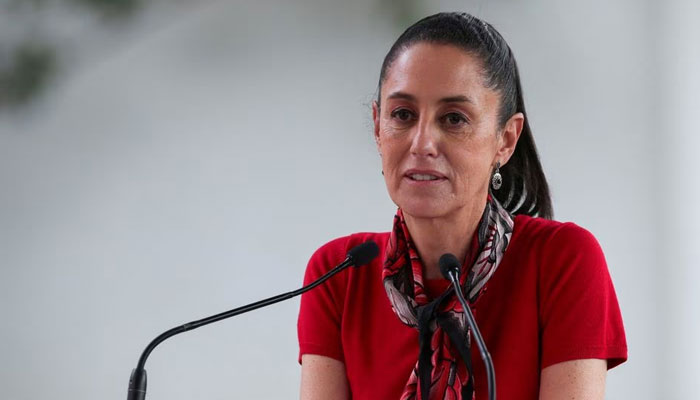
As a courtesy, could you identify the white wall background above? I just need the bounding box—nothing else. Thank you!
[1,0,697,399]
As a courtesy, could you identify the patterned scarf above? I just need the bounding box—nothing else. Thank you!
[382,195,514,400]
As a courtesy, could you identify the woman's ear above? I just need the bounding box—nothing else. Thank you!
[372,101,381,149]
[496,112,524,165]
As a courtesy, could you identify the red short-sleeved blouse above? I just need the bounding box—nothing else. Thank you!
[297,214,628,400]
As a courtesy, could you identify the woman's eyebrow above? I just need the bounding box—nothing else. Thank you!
[386,91,474,104]
[438,95,474,104]
[386,91,416,101]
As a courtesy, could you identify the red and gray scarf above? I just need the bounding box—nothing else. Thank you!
[382,195,514,400]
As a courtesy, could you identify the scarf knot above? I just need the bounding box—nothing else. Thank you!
[383,196,514,400]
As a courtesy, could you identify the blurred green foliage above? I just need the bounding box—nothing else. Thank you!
[377,0,426,33]
[72,0,142,18]
[0,0,420,110]
[0,0,142,110]
[0,44,56,107]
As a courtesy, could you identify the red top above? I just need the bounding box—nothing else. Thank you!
[297,214,628,400]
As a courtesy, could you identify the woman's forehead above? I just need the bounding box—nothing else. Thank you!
[382,43,493,106]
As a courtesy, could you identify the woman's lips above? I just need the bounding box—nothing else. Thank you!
[403,169,448,184]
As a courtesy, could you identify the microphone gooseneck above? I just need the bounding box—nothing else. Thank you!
[126,240,379,400]
[438,253,496,400]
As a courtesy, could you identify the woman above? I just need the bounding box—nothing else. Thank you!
[297,12,627,400]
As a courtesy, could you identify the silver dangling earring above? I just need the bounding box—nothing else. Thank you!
[491,162,502,190]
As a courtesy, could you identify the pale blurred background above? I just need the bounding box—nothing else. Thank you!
[1,0,698,399]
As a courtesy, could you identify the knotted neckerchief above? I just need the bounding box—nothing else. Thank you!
[382,195,514,400]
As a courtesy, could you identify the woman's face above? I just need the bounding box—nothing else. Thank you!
[373,42,522,219]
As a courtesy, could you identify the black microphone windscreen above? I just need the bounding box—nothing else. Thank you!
[439,253,461,280]
[347,241,380,267]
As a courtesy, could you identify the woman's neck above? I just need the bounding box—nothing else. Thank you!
[403,198,487,280]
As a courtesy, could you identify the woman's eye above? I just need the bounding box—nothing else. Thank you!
[442,112,468,127]
[390,108,414,122]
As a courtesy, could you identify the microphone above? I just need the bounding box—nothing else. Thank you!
[126,240,379,400]
[439,253,496,400]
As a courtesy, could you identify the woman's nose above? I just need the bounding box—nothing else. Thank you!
[409,118,439,157]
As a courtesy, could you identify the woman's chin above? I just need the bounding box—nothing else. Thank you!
[397,200,451,220]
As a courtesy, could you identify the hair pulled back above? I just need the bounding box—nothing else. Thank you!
[376,12,553,219]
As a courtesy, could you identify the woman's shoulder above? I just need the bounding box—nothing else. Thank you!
[512,216,628,370]
[311,232,390,257]
[512,214,602,252]
[510,214,609,281]
[509,214,607,273]
[305,232,390,275]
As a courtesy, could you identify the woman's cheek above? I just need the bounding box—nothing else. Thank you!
[380,125,403,138]
[381,115,413,136]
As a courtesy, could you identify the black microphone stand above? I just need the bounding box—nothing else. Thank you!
[441,254,496,400]
[126,241,378,400]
